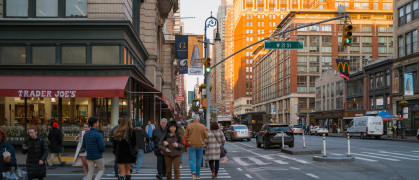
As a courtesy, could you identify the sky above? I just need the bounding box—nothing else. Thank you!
[180,0,221,95]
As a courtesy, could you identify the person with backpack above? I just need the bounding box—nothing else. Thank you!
[133,122,149,174]
[158,121,185,180]
[23,126,48,180]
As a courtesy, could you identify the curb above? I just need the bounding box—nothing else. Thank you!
[281,148,321,155]
[313,155,355,162]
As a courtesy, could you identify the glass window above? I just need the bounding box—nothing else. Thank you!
[406,32,412,55]
[406,3,412,23]
[36,0,59,17]
[414,0,419,20]
[362,47,372,53]
[5,0,28,17]
[378,47,387,53]
[32,46,56,64]
[399,36,404,57]
[0,46,26,64]
[399,7,405,26]
[62,46,86,64]
[66,0,87,17]
[92,46,120,65]
[321,25,332,32]
[413,30,418,54]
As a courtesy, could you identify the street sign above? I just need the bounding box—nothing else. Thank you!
[264,41,304,49]
[188,66,204,75]
[194,58,206,63]
[176,96,184,101]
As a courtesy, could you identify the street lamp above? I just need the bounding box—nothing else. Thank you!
[203,13,221,129]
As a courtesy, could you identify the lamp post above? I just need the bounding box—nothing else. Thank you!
[203,13,221,129]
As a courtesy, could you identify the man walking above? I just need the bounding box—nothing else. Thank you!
[83,117,105,180]
[48,122,65,169]
[184,114,208,180]
[152,118,167,179]
[133,121,149,174]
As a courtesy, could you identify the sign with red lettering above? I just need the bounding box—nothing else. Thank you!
[176,75,184,102]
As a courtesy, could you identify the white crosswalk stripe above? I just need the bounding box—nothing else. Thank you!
[351,153,400,161]
[362,152,419,160]
[330,153,377,162]
[377,151,419,158]
[232,154,309,166]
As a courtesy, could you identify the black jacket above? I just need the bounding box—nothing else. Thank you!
[0,141,16,179]
[112,129,137,164]
[23,136,48,178]
[134,127,149,150]
[48,128,63,153]
[151,126,166,154]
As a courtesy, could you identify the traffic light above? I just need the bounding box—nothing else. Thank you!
[342,23,353,46]
[205,58,211,72]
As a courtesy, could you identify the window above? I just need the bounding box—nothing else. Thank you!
[414,0,419,20]
[309,25,319,31]
[407,3,412,24]
[360,25,372,32]
[370,74,374,89]
[5,0,28,17]
[321,56,332,72]
[322,36,332,46]
[378,26,387,32]
[362,47,372,53]
[0,46,26,64]
[92,46,119,64]
[66,0,87,17]
[62,46,86,64]
[383,3,393,9]
[373,3,378,9]
[321,25,332,32]
[269,22,272,27]
[322,47,332,52]
[36,0,59,17]
[362,37,372,45]
[399,7,405,26]
[309,56,319,72]
[378,47,387,53]
[399,36,404,57]
[298,56,307,72]
[32,46,56,64]
[406,31,413,56]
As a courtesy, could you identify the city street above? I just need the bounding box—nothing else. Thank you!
[43,136,419,180]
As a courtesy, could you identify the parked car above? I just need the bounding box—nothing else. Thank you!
[292,125,304,135]
[256,124,294,149]
[225,125,251,141]
[309,126,329,136]
[347,116,383,139]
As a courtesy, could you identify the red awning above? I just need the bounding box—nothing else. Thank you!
[0,76,129,98]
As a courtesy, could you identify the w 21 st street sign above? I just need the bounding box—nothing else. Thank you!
[264,41,304,49]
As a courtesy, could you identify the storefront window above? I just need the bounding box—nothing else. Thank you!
[5,0,28,17]
[32,46,56,64]
[36,0,59,17]
[92,46,120,65]
[347,97,363,110]
[62,46,86,64]
[0,46,26,64]
[66,0,88,17]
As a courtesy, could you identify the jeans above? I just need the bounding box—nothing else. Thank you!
[164,156,181,180]
[180,155,183,164]
[136,149,144,172]
[209,160,220,175]
[87,158,105,180]
[188,147,204,176]
[48,153,62,166]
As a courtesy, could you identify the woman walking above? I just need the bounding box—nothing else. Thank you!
[23,126,48,180]
[158,121,185,180]
[0,127,17,179]
[205,122,225,178]
[112,117,137,180]
[73,124,90,180]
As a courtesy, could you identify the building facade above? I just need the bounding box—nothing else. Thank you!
[393,0,419,135]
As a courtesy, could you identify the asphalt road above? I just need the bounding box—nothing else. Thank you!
[44,135,419,180]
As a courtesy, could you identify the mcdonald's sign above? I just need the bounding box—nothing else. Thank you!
[336,58,350,80]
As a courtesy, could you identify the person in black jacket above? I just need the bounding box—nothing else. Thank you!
[0,127,16,180]
[132,121,149,174]
[112,117,137,180]
[23,126,48,180]
[48,122,65,169]
[110,119,121,178]
[152,118,167,179]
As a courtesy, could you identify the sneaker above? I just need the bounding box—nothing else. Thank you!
[191,173,196,180]
[131,171,137,174]
[196,176,200,179]
[179,163,183,168]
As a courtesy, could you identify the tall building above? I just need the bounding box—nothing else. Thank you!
[393,0,419,135]
[252,6,393,125]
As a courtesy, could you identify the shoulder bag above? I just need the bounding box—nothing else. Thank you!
[213,131,227,158]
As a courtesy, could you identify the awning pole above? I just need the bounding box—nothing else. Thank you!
[59,98,62,131]
[154,95,156,124]
[24,97,27,132]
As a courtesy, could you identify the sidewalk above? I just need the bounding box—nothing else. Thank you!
[328,133,418,142]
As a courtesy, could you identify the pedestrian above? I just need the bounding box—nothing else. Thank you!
[112,117,137,180]
[82,117,105,180]
[392,127,396,138]
[146,120,155,149]
[158,121,185,180]
[177,121,186,168]
[133,121,149,174]
[23,126,48,180]
[184,114,208,180]
[205,122,226,178]
[110,119,121,178]
[0,127,17,179]
[72,123,90,180]
[152,118,167,179]
[48,122,65,169]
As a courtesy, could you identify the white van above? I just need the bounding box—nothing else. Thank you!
[347,116,383,139]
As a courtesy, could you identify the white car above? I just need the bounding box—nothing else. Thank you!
[309,126,329,136]
[292,125,304,135]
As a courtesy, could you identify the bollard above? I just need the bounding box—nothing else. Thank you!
[282,131,285,149]
[323,134,326,157]
[303,131,306,148]
[347,132,351,156]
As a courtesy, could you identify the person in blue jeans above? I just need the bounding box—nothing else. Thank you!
[184,115,208,180]
[133,122,149,173]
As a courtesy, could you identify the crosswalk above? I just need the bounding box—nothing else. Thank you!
[232,154,310,166]
[330,150,419,163]
[100,167,232,179]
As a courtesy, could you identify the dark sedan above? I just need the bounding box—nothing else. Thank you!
[256,124,294,149]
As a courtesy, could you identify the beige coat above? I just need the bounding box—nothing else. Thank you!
[204,130,226,161]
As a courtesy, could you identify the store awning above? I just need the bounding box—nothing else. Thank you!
[377,111,403,121]
[0,76,129,98]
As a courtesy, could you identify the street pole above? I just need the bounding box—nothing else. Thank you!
[323,134,327,157]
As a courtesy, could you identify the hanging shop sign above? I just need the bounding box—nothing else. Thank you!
[404,73,414,96]
[175,35,188,59]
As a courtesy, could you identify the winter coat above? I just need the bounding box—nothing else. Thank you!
[134,127,149,150]
[0,141,16,179]
[72,130,87,166]
[185,122,208,148]
[23,136,48,178]
[113,129,137,164]
[109,125,119,145]
[158,133,185,157]
[82,128,105,160]
[48,128,63,153]
[151,126,166,154]
[204,130,226,161]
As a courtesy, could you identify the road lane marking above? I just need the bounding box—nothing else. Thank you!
[351,153,400,161]
[237,168,242,171]
[276,154,310,164]
[363,152,419,160]
[305,173,319,179]
[290,167,300,170]
[245,174,252,178]
[233,157,250,166]
[377,151,419,158]
[248,157,269,165]
[330,153,377,162]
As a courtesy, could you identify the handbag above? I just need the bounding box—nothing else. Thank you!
[182,134,189,148]
[213,131,227,158]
